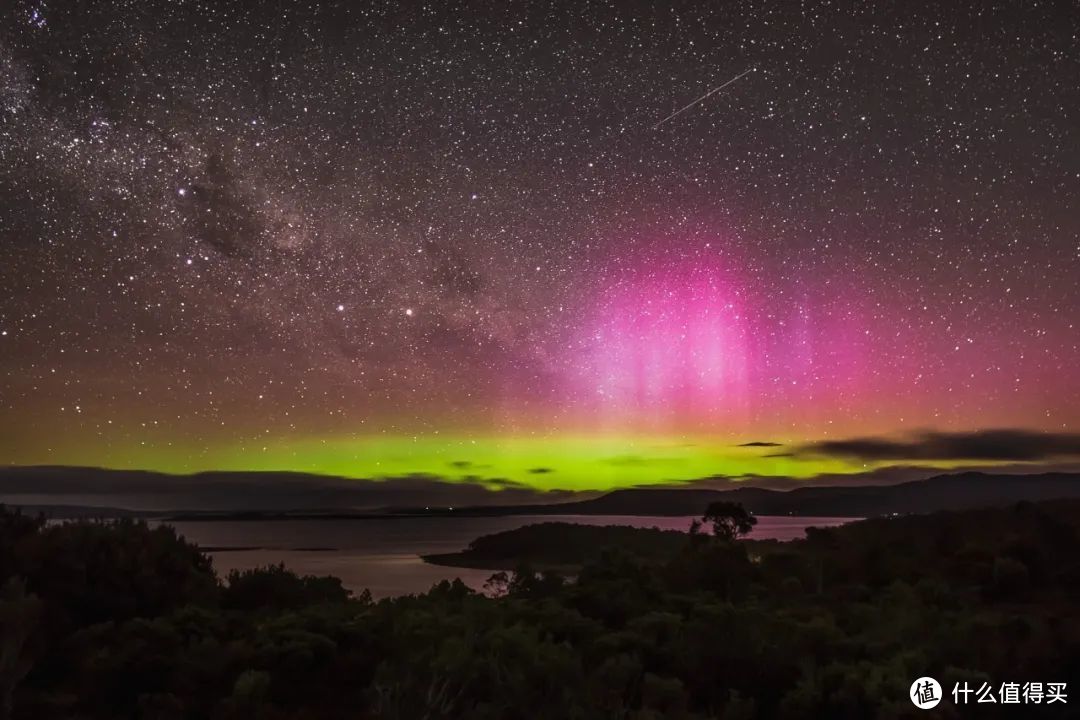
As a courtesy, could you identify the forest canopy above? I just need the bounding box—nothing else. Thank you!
[1,501,1078,718]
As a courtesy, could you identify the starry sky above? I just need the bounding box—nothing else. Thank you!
[1,0,1078,492]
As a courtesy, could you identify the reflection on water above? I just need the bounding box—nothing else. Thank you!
[165,514,851,598]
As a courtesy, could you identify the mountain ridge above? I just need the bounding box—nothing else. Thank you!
[464,471,1080,517]
[1,466,1078,518]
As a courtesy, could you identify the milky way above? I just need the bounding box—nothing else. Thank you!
[1,1,1077,488]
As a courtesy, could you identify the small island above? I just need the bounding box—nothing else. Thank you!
[424,522,694,572]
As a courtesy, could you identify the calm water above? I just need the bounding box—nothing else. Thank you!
[165,515,851,598]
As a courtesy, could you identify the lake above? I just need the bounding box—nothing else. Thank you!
[166,514,852,598]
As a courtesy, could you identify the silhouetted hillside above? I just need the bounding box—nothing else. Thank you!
[431,471,1080,517]
[4,500,1080,718]
[2,467,1078,519]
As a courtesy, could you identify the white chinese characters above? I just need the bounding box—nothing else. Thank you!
[951,681,1067,705]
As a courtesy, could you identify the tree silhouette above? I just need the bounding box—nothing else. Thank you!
[0,578,41,720]
[1,502,1079,719]
[702,501,757,541]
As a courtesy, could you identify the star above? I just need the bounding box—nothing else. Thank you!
[0,0,1073,490]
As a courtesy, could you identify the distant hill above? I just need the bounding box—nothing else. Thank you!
[418,471,1080,518]
[2,466,1078,519]
[0,503,144,519]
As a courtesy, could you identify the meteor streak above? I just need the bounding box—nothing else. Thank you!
[653,68,754,129]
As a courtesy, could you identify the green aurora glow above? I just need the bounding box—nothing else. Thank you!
[37,435,984,491]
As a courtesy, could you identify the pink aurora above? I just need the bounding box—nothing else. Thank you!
[572,245,875,434]
[582,257,752,428]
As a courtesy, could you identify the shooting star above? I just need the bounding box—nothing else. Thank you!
[653,68,755,129]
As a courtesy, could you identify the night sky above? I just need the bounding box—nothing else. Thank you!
[1,1,1078,491]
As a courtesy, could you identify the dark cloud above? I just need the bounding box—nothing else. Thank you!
[527,467,554,474]
[736,441,783,448]
[797,429,1080,462]
[481,477,532,489]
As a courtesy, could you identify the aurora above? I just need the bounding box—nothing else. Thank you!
[0,0,1077,495]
